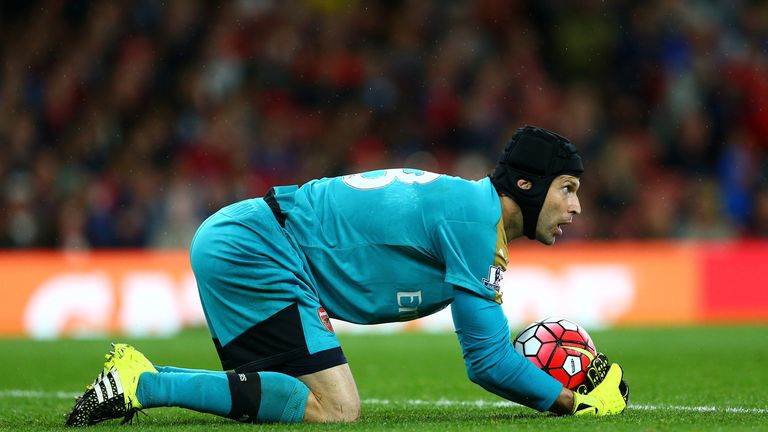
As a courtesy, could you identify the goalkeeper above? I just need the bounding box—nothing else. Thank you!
[67,126,628,426]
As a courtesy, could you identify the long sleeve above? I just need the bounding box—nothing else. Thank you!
[450,287,562,411]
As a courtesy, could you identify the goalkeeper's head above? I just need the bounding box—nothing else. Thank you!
[490,125,584,242]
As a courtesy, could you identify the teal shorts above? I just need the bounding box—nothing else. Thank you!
[190,198,345,376]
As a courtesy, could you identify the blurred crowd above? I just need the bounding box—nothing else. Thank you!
[1,0,768,249]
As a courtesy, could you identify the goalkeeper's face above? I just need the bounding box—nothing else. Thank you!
[536,175,581,245]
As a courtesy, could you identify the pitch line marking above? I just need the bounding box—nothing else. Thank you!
[1,390,766,414]
[0,390,81,399]
[361,398,768,414]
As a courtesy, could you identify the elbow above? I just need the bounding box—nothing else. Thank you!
[464,354,522,396]
[465,363,493,388]
[466,366,480,385]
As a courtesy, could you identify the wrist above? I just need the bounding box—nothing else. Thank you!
[548,387,574,415]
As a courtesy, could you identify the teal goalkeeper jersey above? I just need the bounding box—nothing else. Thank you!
[270,168,562,411]
[270,168,507,324]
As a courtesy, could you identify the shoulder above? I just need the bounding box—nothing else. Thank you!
[440,177,501,223]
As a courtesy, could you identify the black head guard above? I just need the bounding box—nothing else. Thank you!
[490,126,583,239]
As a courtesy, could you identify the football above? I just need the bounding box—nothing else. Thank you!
[512,318,597,390]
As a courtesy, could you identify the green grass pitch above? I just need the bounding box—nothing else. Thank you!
[1,325,766,431]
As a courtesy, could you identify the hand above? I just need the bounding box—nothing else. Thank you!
[575,352,610,395]
[571,363,630,416]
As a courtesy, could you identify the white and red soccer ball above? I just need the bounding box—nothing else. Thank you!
[512,318,597,390]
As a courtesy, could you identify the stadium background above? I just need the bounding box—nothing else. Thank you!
[1,1,767,337]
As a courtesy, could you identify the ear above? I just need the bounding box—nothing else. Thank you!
[516,179,533,191]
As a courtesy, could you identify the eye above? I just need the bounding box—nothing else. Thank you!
[562,182,579,194]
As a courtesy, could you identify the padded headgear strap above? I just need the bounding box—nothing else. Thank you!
[490,126,583,240]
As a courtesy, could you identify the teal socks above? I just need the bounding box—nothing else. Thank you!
[136,369,310,423]
[137,371,231,416]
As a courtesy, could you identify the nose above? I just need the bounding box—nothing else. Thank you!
[569,195,581,215]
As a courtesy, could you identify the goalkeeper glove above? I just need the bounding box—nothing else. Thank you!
[575,352,610,395]
[572,363,630,416]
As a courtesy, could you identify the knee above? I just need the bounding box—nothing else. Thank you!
[332,395,360,422]
[325,395,360,423]
[305,392,360,422]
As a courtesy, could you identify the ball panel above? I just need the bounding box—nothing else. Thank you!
[548,367,570,385]
[529,356,543,368]
[569,371,587,389]
[560,329,586,344]
[563,355,582,376]
[547,344,567,367]
[558,319,579,331]
[513,340,524,355]
[534,326,557,343]
[522,337,542,356]
[536,340,556,366]
[545,322,565,338]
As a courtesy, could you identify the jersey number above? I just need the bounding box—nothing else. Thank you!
[343,169,440,190]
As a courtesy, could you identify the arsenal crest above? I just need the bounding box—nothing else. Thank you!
[317,307,334,332]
